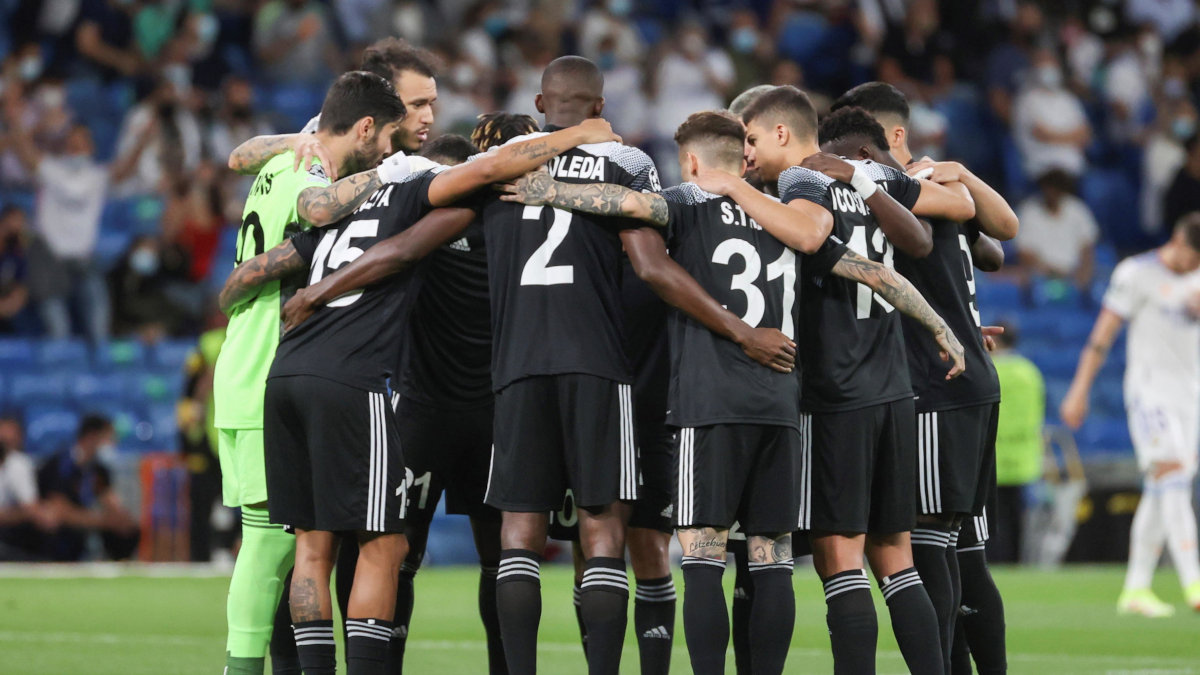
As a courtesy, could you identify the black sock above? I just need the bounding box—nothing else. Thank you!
[334,538,357,644]
[292,620,336,675]
[572,583,588,655]
[912,527,954,673]
[634,576,676,675]
[496,549,541,675]
[880,567,943,675]
[957,546,1007,674]
[822,569,876,675]
[681,555,729,675]
[729,539,754,675]
[946,529,963,674]
[950,611,972,675]
[270,569,300,675]
[386,563,417,673]
[346,618,392,675]
[579,557,629,675]
[478,564,508,675]
[748,561,795,675]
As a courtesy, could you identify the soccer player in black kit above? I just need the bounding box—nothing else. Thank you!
[216,119,622,675]
[829,82,1020,675]
[725,85,976,675]
[502,109,969,674]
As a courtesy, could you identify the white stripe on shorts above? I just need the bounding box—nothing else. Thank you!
[676,428,695,526]
[366,392,388,532]
[919,412,942,515]
[798,414,812,530]
[618,384,638,500]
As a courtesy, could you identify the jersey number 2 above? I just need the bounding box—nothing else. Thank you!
[711,238,797,339]
[520,205,574,286]
[308,219,379,307]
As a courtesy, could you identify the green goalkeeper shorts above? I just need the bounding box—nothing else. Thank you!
[218,428,268,508]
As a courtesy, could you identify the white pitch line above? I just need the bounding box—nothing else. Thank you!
[0,631,1194,671]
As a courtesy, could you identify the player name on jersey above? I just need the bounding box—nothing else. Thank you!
[547,154,607,181]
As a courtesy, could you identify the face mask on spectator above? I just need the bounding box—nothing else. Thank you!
[19,54,42,81]
[1036,64,1062,89]
[130,247,160,276]
[597,51,616,71]
[195,12,219,47]
[731,27,759,54]
[483,14,507,37]
[97,442,117,463]
[682,33,706,58]
[607,0,632,16]
[36,85,65,110]
[1173,116,1196,140]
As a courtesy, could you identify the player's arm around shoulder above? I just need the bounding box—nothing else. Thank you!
[909,158,1018,240]
[218,239,309,315]
[692,167,830,254]
[498,170,669,227]
[229,132,339,181]
[831,248,966,379]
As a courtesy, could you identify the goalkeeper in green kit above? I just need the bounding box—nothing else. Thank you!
[214,71,430,675]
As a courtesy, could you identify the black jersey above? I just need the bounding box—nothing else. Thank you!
[621,257,670,428]
[482,129,661,391]
[662,183,803,429]
[269,170,444,392]
[895,220,1000,412]
[397,218,492,408]
[779,161,922,413]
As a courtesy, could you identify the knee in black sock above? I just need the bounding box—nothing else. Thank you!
[823,569,877,674]
[346,618,392,675]
[496,549,542,675]
[880,567,943,675]
[634,575,676,675]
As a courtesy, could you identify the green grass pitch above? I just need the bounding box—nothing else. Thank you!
[1,564,1197,674]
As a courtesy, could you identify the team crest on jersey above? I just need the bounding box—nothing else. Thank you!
[307,162,328,182]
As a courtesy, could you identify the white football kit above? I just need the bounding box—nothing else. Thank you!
[1103,252,1200,474]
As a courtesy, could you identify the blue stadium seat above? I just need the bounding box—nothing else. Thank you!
[1028,347,1078,379]
[975,278,1022,312]
[1029,278,1083,308]
[0,188,34,215]
[9,373,71,404]
[122,403,178,453]
[777,12,831,66]
[0,337,35,370]
[92,340,147,371]
[93,228,134,271]
[268,84,326,132]
[1077,418,1132,454]
[126,372,186,405]
[23,405,80,457]
[1043,377,1071,422]
[69,373,130,410]
[149,339,196,374]
[35,339,90,370]
[1057,311,1095,343]
[1094,377,1125,419]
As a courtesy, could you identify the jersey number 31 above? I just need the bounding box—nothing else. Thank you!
[712,238,797,339]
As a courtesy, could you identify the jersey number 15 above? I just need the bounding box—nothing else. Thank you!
[307,219,379,307]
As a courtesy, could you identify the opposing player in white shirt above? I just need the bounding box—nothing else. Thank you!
[1062,213,1200,617]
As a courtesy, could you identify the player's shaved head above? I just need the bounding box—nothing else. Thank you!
[537,56,605,127]
[831,81,910,128]
[675,111,746,170]
[740,85,819,145]
[420,134,477,166]
[729,85,775,117]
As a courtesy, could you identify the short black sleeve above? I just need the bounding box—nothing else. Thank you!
[777,166,834,211]
[856,160,921,210]
[805,235,849,281]
[664,199,693,249]
[287,227,324,265]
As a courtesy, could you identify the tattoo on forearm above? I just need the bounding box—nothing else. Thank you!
[219,242,304,313]
[290,576,323,622]
[230,136,292,175]
[507,140,562,162]
[1086,341,1110,356]
[526,174,668,226]
[298,171,382,224]
[679,527,728,561]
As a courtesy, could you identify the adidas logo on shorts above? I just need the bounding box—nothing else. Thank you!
[660,503,674,519]
[642,625,671,639]
[449,238,471,252]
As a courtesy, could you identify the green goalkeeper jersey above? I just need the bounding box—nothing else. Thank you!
[213,152,331,429]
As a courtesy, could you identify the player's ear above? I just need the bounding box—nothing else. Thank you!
[534,93,545,114]
[686,151,700,177]
[775,123,790,147]
[356,116,375,142]
[858,145,872,161]
[739,157,748,176]
[891,125,906,151]
[594,96,605,117]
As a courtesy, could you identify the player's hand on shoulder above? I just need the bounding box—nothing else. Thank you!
[692,167,738,196]
[800,152,855,183]
[498,168,556,206]
[736,326,797,374]
[906,159,964,185]
[574,118,622,145]
[281,287,319,333]
[292,134,337,181]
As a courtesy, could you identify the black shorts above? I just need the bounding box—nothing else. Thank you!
[800,399,916,535]
[629,421,675,533]
[917,403,1000,516]
[393,395,499,523]
[486,374,638,512]
[675,424,801,534]
[265,375,407,533]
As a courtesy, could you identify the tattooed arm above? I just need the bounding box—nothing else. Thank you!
[425,119,621,207]
[499,171,668,226]
[297,171,383,227]
[228,133,338,181]
[831,249,966,379]
[218,240,307,315]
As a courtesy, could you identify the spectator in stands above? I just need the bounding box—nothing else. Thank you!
[37,414,138,561]
[0,205,31,333]
[985,0,1044,124]
[73,0,143,80]
[0,415,44,560]
[1013,47,1091,179]
[1163,134,1200,234]
[578,0,646,67]
[1142,61,1196,239]
[108,234,194,339]
[206,75,273,170]
[988,323,1046,563]
[252,0,339,86]
[179,309,227,562]
[1099,24,1153,146]
[0,118,145,342]
[726,8,774,96]
[877,0,954,98]
[1127,0,1196,43]
[111,77,202,197]
[161,165,223,286]
[1015,169,1100,291]
[651,22,734,141]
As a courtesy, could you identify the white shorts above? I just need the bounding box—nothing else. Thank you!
[1126,393,1199,476]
